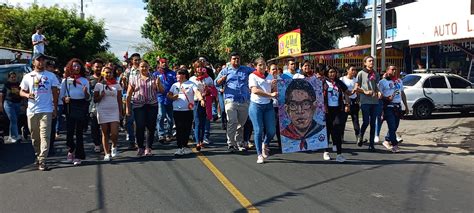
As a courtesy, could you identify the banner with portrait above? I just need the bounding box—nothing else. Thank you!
[277,77,328,153]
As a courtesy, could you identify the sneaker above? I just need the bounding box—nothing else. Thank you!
[66,152,74,163]
[357,138,366,147]
[73,159,82,166]
[238,145,247,152]
[391,145,400,153]
[336,154,346,163]
[38,162,48,171]
[111,147,118,157]
[125,133,130,141]
[203,138,210,145]
[183,147,193,155]
[368,145,376,152]
[165,135,172,142]
[9,137,18,143]
[332,145,337,152]
[323,152,331,161]
[397,136,403,143]
[174,148,184,156]
[227,145,237,153]
[137,148,145,157]
[247,141,255,149]
[103,154,111,161]
[94,145,101,153]
[257,155,264,164]
[374,136,380,143]
[382,141,393,150]
[196,142,204,151]
[144,148,153,156]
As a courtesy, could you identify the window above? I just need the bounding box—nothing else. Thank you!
[402,75,421,86]
[424,76,448,88]
[448,76,472,88]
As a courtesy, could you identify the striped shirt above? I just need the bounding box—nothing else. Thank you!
[129,75,158,108]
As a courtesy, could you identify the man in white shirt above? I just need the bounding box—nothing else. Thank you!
[31,26,48,54]
[20,53,59,171]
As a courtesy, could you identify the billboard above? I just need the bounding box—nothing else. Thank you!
[277,77,328,153]
[278,29,302,57]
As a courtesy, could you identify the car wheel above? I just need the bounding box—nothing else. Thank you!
[413,101,432,119]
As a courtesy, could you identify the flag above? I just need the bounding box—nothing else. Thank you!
[123,51,129,61]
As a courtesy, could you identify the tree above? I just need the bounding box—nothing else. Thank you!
[0,4,109,66]
[142,0,366,64]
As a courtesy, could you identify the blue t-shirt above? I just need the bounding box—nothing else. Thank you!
[152,68,177,105]
[215,65,254,103]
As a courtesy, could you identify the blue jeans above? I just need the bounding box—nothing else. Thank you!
[360,104,381,146]
[384,107,401,146]
[157,103,174,137]
[193,101,207,143]
[375,100,383,136]
[248,102,276,155]
[4,100,21,139]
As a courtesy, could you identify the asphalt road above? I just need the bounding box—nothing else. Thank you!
[0,115,473,213]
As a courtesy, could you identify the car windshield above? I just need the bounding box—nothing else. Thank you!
[402,75,421,86]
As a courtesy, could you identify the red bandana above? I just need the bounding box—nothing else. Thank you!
[106,78,117,85]
[252,71,266,79]
[196,68,209,81]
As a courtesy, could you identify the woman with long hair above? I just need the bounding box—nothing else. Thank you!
[0,72,23,143]
[248,57,278,164]
[125,60,163,156]
[60,58,90,166]
[93,66,123,161]
[323,67,351,163]
[189,60,216,151]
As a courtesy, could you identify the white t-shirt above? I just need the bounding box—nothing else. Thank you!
[340,76,357,99]
[378,79,404,104]
[326,80,340,107]
[169,81,197,111]
[32,33,46,54]
[60,77,90,100]
[189,76,213,101]
[248,73,273,104]
[20,70,60,115]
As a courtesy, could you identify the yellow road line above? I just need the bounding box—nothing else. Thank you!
[193,148,259,212]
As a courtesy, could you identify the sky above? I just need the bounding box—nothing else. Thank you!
[1,0,148,59]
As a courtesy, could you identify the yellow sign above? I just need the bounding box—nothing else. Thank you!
[278,29,301,57]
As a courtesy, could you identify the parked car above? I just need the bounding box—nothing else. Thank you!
[0,63,32,140]
[402,71,474,119]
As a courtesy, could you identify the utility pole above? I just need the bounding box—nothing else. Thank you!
[381,0,386,72]
[80,0,84,19]
[370,0,378,71]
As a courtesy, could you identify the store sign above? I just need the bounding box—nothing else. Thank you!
[278,29,301,57]
[440,42,474,53]
[409,0,474,45]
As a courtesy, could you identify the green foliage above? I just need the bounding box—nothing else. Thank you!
[142,0,366,64]
[91,51,119,64]
[0,4,109,66]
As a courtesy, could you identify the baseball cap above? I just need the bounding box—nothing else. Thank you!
[32,53,53,61]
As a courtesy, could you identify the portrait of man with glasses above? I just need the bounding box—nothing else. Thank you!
[280,79,327,153]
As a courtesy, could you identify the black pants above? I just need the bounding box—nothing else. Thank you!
[90,113,101,146]
[341,100,361,140]
[243,117,253,142]
[133,104,158,149]
[66,115,86,159]
[326,107,344,154]
[173,110,193,148]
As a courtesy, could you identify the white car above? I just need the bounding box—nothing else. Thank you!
[402,72,474,119]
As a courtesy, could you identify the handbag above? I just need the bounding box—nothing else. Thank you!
[181,87,194,110]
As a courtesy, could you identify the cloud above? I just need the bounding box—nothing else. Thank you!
[2,0,148,58]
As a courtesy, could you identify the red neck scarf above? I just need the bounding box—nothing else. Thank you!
[196,68,209,81]
[71,74,82,85]
[106,78,117,85]
[252,70,266,79]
